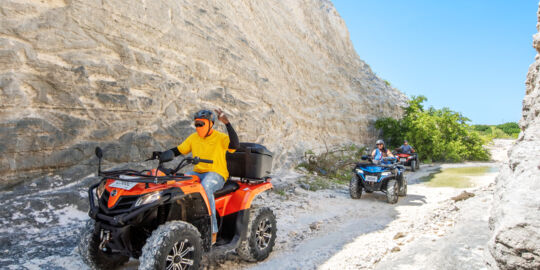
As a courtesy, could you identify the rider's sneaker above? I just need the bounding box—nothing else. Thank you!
[212,233,217,245]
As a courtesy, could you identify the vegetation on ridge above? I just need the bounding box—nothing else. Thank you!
[375,95,490,162]
[471,122,520,139]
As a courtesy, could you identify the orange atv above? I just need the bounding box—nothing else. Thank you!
[79,144,276,270]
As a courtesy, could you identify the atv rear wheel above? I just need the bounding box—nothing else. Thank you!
[411,160,417,172]
[237,207,277,262]
[386,180,399,204]
[349,176,362,199]
[398,174,407,197]
[415,158,420,170]
[78,219,129,270]
[139,221,202,270]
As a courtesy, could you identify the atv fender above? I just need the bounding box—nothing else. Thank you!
[179,183,212,216]
[219,182,273,217]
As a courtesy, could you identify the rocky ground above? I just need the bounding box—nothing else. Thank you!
[0,139,513,269]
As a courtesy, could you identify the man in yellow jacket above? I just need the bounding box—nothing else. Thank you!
[167,109,239,243]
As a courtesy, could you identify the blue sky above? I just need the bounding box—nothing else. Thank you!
[332,0,538,124]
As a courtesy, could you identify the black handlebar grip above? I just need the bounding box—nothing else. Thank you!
[199,158,213,164]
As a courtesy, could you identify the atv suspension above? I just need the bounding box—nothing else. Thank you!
[157,204,171,226]
[99,230,111,252]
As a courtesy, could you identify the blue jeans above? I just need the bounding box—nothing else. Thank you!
[187,171,225,233]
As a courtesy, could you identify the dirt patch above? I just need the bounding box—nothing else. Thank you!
[393,232,406,240]
[451,191,475,202]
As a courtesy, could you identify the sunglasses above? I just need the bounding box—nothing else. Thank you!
[194,122,205,127]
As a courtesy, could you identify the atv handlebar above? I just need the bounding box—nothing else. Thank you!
[197,158,213,164]
[94,146,214,183]
[171,157,213,174]
[96,155,214,183]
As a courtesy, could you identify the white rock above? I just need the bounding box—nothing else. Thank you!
[0,0,406,187]
[487,3,540,269]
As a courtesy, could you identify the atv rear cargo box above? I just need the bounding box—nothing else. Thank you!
[227,143,272,180]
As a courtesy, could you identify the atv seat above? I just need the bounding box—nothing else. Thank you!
[214,180,240,198]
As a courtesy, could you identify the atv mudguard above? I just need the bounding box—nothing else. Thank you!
[215,181,273,217]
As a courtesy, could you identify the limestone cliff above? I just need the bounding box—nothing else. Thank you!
[488,3,540,269]
[0,0,406,188]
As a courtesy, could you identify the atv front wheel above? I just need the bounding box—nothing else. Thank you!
[237,207,277,262]
[386,180,399,204]
[78,219,129,270]
[410,160,417,172]
[398,174,407,197]
[349,176,363,199]
[139,221,202,270]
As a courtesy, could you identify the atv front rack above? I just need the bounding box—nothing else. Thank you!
[99,169,193,183]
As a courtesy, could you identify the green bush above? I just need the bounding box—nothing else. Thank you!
[470,122,520,139]
[496,122,520,136]
[471,124,491,132]
[375,96,490,162]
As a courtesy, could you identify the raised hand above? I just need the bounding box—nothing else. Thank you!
[214,109,230,124]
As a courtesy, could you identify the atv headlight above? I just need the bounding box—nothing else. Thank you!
[96,181,106,199]
[355,168,364,174]
[381,172,391,177]
[135,191,161,207]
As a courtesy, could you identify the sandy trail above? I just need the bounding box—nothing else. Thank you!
[0,140,513,269]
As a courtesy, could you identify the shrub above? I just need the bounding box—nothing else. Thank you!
[471,122,520,139]
[496,122,520,136]
[297,144,366,188]
[472,125,491,132]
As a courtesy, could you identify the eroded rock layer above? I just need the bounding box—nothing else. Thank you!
[0,0,405,188]
[488,3,540,269]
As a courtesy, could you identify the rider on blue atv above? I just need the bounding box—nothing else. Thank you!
[349,139,406,204]
[371,139,394,163]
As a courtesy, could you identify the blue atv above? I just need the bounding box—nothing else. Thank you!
[349,156,407,204]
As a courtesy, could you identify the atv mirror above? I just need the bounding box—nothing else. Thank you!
[95,147,103,159]
[159,150,174,163]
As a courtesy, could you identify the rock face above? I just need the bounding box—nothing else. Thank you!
[488,3,540,269]
[0,0,406,188]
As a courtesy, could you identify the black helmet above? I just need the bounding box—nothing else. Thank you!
[376,139,385,145]
[193,109,216,123]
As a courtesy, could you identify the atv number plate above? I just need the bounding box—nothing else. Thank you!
[365,175,378,182]
[109,180,138,190]
[400,158,407,162]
